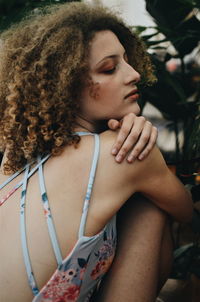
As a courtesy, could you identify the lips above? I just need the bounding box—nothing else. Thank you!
[124,89,139,99]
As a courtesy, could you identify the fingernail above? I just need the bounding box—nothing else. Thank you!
[138,155,144,160]
[112,148,118,155]
[116,155,122,162]
[127,156,134,163]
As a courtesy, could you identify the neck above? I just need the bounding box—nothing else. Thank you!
[75,115,108,134]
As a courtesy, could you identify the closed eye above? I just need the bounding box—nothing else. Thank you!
[103,67,116,74]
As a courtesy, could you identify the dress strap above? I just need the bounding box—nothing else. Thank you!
[20,164,39,295]
[37,155,63,266]
[0,154,50,206]
[0,154,51,296]
[78,133,100,238]
[75,131,93,136]
[0,166,27,190]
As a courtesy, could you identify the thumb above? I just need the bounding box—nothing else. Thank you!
[108,119,120,130]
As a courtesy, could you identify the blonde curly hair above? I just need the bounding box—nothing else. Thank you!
[0,1,156,174]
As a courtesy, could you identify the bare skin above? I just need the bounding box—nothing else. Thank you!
[0,30,192,302]
[0,130,190,302]
[109,113,158,163]
[93,196,173,302]
[77,30,192,223]
[76,30,192,302]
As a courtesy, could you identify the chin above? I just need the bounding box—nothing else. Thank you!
[126,104,141,116]
[106,104,141,120]
[132,103,141,115]
[135,106,141,115]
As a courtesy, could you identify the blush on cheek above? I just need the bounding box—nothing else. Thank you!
[89,81,100,99]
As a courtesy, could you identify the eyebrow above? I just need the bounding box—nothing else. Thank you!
[95,55,118,68]
[95,51,127,68]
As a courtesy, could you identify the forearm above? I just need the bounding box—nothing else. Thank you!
[135,147,194,223]
[144,175,193,223]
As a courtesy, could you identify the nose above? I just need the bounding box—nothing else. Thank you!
[124,63,141,85]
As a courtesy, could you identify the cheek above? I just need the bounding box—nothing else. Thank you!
[89,81,100,99]
[90,80,115,102]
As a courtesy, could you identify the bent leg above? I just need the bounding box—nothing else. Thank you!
[158,219,173,292]
[95,195,173,302]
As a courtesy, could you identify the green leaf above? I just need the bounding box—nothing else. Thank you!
[142,56,189,120]
[174,243,194,259]
[145,0,200,56]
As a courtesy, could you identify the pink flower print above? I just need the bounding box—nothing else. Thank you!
[64,284,80,301]
[91,235,115,280]
[99,242,113,259]
[91,254,114,280]
[41,270,80,301]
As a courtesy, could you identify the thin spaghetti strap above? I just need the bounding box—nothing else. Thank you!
[78,133,100,238]
[0,166,26,190]
[0,154,50,206]
[75,131,93,136]
[38,155,63,266]
[20,164,39,295]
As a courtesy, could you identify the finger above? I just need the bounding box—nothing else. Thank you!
[137,126,158,160]
[114,116,146,162]
[127,125,157,162]
[125,121,152,163]
[108,119,120,130]
[112,114,137,156]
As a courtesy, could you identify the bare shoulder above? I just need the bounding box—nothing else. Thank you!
[91,131,171,217]
[99,129,120,155]
[97,130,144,196]
[55,131,193,222]
[99,129,166,184]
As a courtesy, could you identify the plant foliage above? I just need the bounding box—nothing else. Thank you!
[141,0,200,280]
[0,0,81,31]
[140,0,200,176]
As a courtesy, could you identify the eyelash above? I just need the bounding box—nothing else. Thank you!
[101,55,128,75]
[103,67,116,74]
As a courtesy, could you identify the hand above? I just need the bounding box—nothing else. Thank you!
[108,113,158,163]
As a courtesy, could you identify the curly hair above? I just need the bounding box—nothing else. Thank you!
[0,1,156,174]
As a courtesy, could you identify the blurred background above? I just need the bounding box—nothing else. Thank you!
[0,0,200,301]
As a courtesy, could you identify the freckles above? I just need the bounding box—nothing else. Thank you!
[89,81,100,99]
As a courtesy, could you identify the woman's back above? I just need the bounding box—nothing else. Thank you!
[0,130,193,302]
[0,133,104,301]
[0,131,129,301]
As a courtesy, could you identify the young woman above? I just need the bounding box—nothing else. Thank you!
[0,2,193,302]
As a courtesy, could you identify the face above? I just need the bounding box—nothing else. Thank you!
[79,30,141,122]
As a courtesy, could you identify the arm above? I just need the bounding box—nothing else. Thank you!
[97,131,192,224]
[133,146,193,223]
[108,113,157,163]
